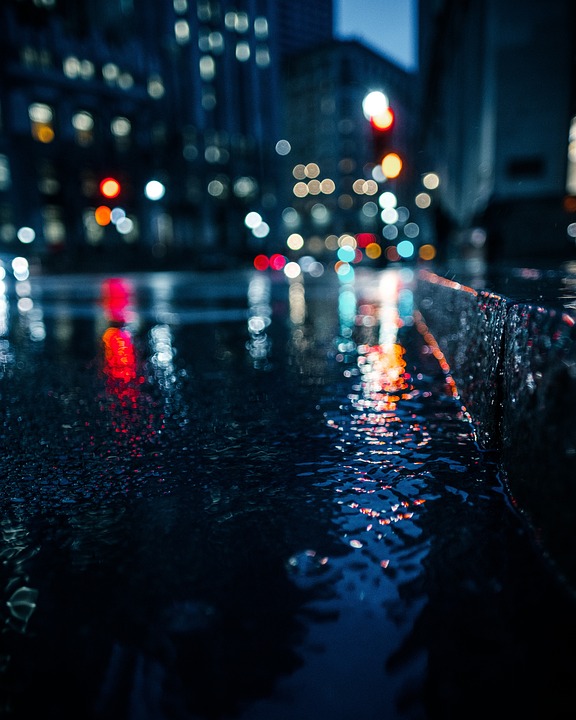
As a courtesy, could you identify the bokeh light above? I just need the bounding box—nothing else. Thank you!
[145,180,166,200]
[381,153,402,179]
[269,253,287,271]
[419,244,437,260]
[253,254,269,271]
[100,177,121,199]
[95,206,112,226]
[397,240,415,258]
[362,91,388,120]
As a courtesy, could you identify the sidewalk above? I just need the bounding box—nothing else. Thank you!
[414,259,576,592]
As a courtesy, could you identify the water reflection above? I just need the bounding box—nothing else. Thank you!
[246,273,272,369]
[0,269,573,718]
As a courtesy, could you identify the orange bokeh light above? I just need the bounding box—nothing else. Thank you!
[94,205,112,226]
[381,153,403,179]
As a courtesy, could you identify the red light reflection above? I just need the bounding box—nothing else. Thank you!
[101,278,134,324]
[103,327,137,384]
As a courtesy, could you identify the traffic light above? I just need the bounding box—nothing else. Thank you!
[99,177,121,199]
[381,152,403,179]
[371,108,395,162]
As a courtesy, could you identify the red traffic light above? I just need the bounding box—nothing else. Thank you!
[99,177,121,199]
[370,107,394,131]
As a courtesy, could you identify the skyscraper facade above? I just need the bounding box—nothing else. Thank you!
[0,0,285,269]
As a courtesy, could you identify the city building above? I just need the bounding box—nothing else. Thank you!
[0,0,286,270]
[278,39,418,264]
[417,0,576,262]
[275,0,333,59]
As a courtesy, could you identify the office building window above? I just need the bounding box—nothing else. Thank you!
[29,103,54,143]
[175,19,190,44]
[199,56,216,81]
[236,41,250,61]
[111,117,131,138]
[254,17,268,39]
[0,156,11,191]
[148,74,165,99]
[72,111,94,146]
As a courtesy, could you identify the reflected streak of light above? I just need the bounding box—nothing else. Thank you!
[327,271,433,538]
[1,517,40,635]
[289,280,306,325]
[150,323,178,397]
[413,310,458,398]
[101,277,136,324]
[103,327,137,384]
[246,273,272,368]
[0,295,8,336]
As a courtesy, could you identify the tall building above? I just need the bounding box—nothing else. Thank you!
[275,0,333,59]
[0,0,285,269]
[278,39,417,263]
[417,0,576,262]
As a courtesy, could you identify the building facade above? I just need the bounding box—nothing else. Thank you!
[0,0,286,269]
[417,0,576,262]
[278,39,417,263]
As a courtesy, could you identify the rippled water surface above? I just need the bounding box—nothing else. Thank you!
[0,268,574,719]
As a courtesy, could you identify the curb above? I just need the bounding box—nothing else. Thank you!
[415,269,576,590]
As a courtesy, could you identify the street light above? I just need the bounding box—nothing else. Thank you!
[144,179,166,201]
[362,90,389,121]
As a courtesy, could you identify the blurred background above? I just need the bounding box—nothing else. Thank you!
[0,0,574,275]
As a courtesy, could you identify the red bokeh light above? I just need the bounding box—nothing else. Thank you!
[269,253,287,271]
[253,254,269,271]
[356,233,376,248]
[99,177,121,199]
[370,107,394,131]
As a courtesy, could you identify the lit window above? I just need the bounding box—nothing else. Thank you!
[43,206,65,245]
[224,11,236,29]
[38,173,59,195]
[21,46,36,68]
[83,208,104,244]
[173,0,187,13]
[234,176,257,198]
[199,55,216,81]
[205,145,220,163]
[198,32,210,51]
[79,60,94,79]
[197,1,211,21]
[202,90,216,111]
[174,20,190,44]
[209,31,224,53]
[118,72,133,90]
[29,103,55,143]
[111,117,131,137]
[148,74,165,99]
[235,12,249,32]
[63,56,81,78]
[0,156,11,191]
[236,42,250,61]
[207,179,225,197]
[255,47,270,67]
[72,111,94,146]
[254,17,268,39]
[102,63,120,83]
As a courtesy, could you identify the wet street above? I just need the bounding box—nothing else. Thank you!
[0,267,575,720]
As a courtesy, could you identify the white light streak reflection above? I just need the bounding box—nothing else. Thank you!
[246,273,272,369]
